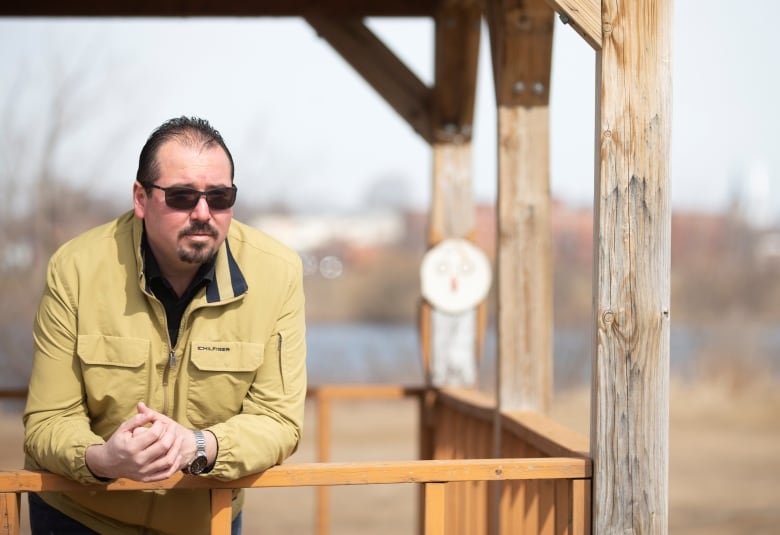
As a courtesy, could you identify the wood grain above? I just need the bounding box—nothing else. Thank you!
[592,0,672,532]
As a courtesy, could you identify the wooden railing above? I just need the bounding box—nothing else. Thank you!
[0,385,591,534]
[307,384,427,533]
[0,457,589,535]
[429,387,591,534]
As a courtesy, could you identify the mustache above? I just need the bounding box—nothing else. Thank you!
[179,222,218,238]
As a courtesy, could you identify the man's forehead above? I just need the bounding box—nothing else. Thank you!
[158,139,229,162]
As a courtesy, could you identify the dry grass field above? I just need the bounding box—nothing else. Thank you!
[2,375,779,534]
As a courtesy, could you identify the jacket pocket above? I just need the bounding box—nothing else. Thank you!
[186,341,264,427]
[76,335,150,427]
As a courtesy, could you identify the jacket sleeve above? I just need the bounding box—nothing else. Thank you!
[205,256,307,480]
[23,256,108,484]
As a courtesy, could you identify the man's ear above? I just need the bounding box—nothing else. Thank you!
[133,182,147,219]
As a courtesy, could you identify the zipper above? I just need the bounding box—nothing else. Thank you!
[162,349,175,415]
[158,298,175,416]
[160,304,195,415]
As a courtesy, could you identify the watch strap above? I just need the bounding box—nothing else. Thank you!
[184,430,209,474]
[194,430,206,455]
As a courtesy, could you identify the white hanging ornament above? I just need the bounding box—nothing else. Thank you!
[420,238,492,313]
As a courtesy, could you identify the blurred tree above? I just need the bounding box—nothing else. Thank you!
[0,51,125,389]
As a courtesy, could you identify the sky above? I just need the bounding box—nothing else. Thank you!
[1,1,779,223]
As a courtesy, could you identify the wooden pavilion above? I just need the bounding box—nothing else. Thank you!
[0,1,672,534]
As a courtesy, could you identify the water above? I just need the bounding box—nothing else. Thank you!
[306,323,426,386]
[306,322,780,391]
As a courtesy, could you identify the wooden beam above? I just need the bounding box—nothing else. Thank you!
[543,0,601,50]
[426,143,480,388]
[1,459,591,492]
[486,0,555,107]
[306,16,433,142]
[0,491,19,535]
[0,0,438,17]
[486,0,555,414]
[210,489,233,535]
[423,1,484,392]
[424,482,447,535]
[591,0,672,532]
[431,2,482,143]
[429,144,474,243]
[494,105,553,414]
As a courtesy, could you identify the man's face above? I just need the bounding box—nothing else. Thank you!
[133,139,233,273]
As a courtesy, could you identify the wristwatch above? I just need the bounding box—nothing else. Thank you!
[184,430,209,475]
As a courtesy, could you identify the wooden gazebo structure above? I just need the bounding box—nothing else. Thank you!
[0,1,671,534]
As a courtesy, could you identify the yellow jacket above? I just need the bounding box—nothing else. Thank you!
[24,211,307,534]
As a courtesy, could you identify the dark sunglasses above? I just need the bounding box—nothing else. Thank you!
[147,184,237,211]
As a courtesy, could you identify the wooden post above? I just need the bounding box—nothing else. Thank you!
[209,489,233,535]
[0,492,20,535]
[424,482,447,535]
[592,0,672,533]
[425,3,482,389]
[317,393,331,535]
[427,145,480,387]
[486,0,555,414]
[495,105,553,413]
[486,3,555,532]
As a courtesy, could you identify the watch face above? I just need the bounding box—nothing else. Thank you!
[420,238,492,313]
[188,454,209,475]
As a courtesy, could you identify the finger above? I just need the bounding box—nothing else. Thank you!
[138,465,180,483]
[170,429,186,469]
[131,420,167,453]
[140,431,184,477]
[148,420,177,454]
[119,411,157,435]
[138,406,177,429]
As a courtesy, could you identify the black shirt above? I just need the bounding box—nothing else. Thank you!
[142,235,216,348]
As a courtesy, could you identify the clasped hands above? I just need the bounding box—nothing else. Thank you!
[85,401,200,482]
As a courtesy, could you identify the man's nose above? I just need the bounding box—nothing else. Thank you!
[190,195,211,220]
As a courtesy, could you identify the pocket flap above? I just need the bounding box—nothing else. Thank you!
[189,341,264,372]
[77,335,149,367]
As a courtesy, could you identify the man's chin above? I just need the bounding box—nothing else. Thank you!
[178,245,215,265]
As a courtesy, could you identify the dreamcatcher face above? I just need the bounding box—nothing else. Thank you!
[420,238,492,313]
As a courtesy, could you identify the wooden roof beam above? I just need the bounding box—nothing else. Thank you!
[431,2,482,143]
[306,16,434,142]
[0,0,439,17]
[543,0,602,50]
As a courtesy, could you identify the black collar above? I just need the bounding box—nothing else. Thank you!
[141,231,216,299]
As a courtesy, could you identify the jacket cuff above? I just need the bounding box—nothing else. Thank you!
[75,443,115,484]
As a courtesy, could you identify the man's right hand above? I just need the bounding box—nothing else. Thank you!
[85,405,185,482]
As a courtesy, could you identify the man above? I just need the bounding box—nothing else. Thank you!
[23,116,307,534]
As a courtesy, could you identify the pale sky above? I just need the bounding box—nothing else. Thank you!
[1,1,778,221]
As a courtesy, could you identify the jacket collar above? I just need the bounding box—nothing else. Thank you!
[132,214,248,304]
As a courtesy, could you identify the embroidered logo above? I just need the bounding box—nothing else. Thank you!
[197,346,231,352]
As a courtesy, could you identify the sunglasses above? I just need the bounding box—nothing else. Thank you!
[148,184,237,211]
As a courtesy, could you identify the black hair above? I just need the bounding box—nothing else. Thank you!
[136,116,235,187]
